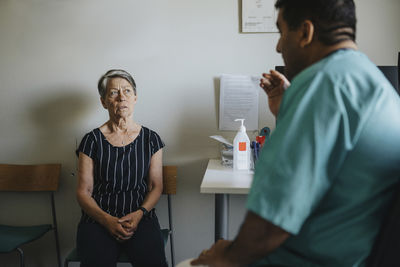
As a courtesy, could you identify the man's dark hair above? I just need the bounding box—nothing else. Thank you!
[275,0,356,45]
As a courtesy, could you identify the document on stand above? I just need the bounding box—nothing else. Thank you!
[219,74,259,131]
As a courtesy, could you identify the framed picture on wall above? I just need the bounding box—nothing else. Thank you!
[241,0,278,33]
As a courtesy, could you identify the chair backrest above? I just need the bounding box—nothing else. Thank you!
[366,182,400,267]
[0,163,62,266]
[0,164,61,192]
[162,165,177,195]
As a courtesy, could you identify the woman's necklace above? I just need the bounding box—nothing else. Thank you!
[120,127,140,145]
[106,122,138,146]
[121,131,134,145]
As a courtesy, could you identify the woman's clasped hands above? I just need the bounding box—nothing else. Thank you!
[103,210,144,242]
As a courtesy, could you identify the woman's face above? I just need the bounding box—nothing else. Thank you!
[101,77,137,118]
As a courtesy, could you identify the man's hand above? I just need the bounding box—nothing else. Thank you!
[191,211,290,267]
[260,70,290,117]
[191,240,239,267]
[118,210,143,233]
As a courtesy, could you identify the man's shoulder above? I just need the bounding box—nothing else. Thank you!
[293,49,388,94]
[323,50,376,75]
[281,49,391,120]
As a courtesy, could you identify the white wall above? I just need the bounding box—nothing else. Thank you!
[0,0,398,266]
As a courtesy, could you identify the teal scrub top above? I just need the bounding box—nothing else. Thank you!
[247,49,400,267]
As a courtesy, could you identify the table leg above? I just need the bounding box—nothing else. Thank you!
[215,193,229,242]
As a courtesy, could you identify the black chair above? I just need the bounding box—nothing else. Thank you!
[275,66,285,76]
[366,182,400,267]
[377,66,399,93]
[0,164,62,267]
[376,51,400,95]
[64,165,177,267]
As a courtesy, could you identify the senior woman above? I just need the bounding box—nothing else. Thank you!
[76,69,167,267]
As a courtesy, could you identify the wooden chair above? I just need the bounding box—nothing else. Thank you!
[0,163,62,267]
[64,165,177,267]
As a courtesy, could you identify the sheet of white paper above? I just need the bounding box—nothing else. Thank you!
[219,74,259,131]
[210,135,233,147]
[242,0,278,33]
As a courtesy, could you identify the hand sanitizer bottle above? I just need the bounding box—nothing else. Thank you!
[233,119,250,170]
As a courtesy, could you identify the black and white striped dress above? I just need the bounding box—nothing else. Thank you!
[76,126,165,223]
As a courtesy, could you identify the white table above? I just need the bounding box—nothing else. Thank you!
[200,159,253,242]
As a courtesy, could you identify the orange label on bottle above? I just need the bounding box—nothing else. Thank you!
[239,142,246,151]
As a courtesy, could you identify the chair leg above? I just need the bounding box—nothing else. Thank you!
[54,229,62,267]
[51,193,62,267]
[169,231,175,267]
[167,195,175,267]
[16,248,24,267]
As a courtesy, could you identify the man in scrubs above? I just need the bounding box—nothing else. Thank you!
[192,0,400,266]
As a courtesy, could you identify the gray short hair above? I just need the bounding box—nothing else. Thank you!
[97,69,137,99]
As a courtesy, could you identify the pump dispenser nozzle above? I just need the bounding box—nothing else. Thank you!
[235,119,246,132]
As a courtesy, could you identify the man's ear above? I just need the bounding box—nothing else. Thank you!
[299,20,314,48]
